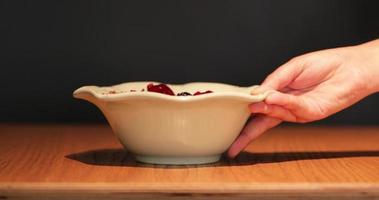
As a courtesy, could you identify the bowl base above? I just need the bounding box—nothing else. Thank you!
[134,155,221,165]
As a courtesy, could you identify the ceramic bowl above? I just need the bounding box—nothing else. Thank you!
[73,82,268,165]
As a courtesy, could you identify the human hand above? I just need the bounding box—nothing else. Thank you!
[228,39,379,158]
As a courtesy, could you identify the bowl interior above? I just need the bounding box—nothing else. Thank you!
[90,81,255,95]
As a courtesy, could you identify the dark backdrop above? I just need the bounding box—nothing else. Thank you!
[1,0,378,124]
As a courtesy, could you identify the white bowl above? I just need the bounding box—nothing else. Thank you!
[73,82,268,165]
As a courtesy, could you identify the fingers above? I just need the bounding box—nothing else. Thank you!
[258,90,305,121]
[262,58,305,90]
[264,90,302,110]
[249,102,297,122]
[227,115,281,158]
[228,56,308,158]
[253,90,312,123]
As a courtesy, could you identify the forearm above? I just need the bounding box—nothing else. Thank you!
[358,39,379,93]
[371,40,379,93]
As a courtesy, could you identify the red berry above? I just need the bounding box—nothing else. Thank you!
[147,83,154,90]
[194,90,213,95]
[146,83,175,96]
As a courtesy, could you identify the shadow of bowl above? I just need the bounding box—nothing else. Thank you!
[65,148,379,169]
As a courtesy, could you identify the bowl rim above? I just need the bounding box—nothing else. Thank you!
[73,81,270,103]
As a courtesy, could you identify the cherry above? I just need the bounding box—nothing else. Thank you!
[194,90,213,95]
[147,83,175,96]
[146,83,213,96]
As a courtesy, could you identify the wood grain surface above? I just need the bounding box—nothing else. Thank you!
[0,124,379,200]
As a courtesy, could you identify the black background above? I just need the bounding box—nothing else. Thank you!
[0,0,378,124]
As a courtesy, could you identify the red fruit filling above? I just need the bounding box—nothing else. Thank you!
[147,83,213,96]
[194,90,213,95]
[102,83,214,96]
[147,83,175,96]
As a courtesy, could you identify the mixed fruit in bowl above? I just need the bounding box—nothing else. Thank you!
[102,83,213,96]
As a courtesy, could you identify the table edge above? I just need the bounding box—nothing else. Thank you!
[1,182,379,194]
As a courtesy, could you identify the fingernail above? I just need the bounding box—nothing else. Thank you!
[227,144,238,158]
[228,150,237,158]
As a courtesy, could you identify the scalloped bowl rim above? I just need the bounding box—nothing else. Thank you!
[73,81,270,102]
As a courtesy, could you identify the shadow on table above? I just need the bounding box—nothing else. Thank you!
[65,148,379,168]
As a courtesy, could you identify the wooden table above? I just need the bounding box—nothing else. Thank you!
[0,124,379,200]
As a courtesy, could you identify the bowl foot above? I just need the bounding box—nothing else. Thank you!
[134,155,221,165]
